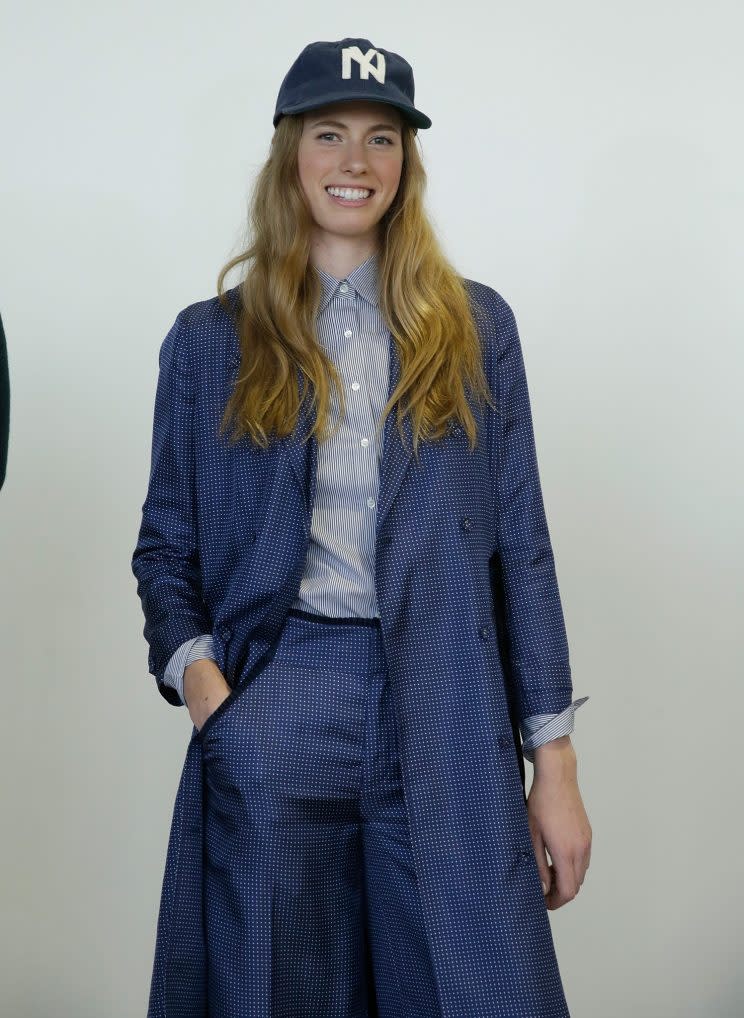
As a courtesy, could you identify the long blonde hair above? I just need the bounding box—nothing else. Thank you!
[215,114,495,459]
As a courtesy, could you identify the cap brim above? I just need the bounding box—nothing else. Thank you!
[275,91,431,129]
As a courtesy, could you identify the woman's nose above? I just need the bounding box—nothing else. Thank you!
[338,141,370,171]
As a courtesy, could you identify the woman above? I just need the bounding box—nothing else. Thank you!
[132,37,591,1018]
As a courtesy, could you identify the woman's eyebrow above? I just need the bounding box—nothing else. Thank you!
[309,119,401,134]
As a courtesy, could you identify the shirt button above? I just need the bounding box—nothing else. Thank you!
[367,497,375,508]
[351,381,360,390]
[344,329,353,338]
[340,282,349,292]
[361,437,369,447]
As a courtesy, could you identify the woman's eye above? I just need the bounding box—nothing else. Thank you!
[317,132,393,145]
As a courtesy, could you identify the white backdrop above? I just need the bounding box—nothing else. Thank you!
[1,2,742,1015]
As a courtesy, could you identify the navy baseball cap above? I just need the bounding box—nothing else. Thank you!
[273,38,432,131]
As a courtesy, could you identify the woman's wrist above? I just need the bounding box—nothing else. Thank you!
[531,735,577,778]
[183,658,228,709]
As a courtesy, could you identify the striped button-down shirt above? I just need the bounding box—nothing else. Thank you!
[163,253,588,761]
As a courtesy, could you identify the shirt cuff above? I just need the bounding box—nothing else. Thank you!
[519,696,590,763]
[162,635,216,706]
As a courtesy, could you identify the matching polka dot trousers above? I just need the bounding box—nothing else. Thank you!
[198,608,442,1017]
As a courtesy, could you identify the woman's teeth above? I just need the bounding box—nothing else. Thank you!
[326,186,372,200]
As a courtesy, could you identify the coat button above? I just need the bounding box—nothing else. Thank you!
[219,625,232,641]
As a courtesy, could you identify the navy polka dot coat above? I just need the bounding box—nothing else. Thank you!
[132,279,575,1016]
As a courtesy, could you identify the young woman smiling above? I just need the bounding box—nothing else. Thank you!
[133,36,591,1018]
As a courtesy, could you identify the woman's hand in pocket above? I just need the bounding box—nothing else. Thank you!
[183,658,232,731]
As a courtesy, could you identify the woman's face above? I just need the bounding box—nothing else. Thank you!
[297,100,404,249]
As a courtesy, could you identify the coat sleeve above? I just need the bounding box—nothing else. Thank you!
[131,310,213,706]
[487,288,574,722]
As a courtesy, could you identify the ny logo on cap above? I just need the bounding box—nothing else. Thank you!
[341,46,386,84]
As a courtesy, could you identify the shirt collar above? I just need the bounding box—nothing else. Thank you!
[313,251,380,313]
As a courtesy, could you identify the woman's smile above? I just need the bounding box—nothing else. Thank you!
[324,185,375,206]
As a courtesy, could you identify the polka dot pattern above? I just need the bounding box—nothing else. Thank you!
[200,610,442,1016]
[135,267,580,1015]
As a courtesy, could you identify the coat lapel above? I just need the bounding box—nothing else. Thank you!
[281,333,413,542]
